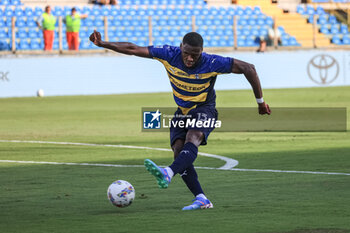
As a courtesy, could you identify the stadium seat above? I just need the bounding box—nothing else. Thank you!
[0,40,9,50]
[328,15,337,24]
[340,24,349,34]
[320,26,330,34]
[16,28,27,38]
[26,18,36,27]
[34,7,43,16]
[289,37,299,46]
[0,29,7,38]
[332,35,342,44]
[18,39,30,50]
[236,6,244,16]
[30,40,40,50]
[14,7,23,16]
[343,35,350,44]
[330,25,339,34]
[28,28,38,38]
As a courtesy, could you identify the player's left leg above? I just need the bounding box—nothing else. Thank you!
[179,130,213,210]
[172,139,205,197]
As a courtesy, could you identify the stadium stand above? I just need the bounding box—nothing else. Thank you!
[297,4,350,45]
[5,0,347,51]
[237,0,331,47]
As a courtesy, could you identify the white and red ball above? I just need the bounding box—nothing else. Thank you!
[107,180,135,208]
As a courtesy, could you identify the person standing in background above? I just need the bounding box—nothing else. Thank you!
[36,6,56,51]
[63,8,88,51]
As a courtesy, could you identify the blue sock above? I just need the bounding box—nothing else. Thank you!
[181,165,205,197]
[169,142,198,175]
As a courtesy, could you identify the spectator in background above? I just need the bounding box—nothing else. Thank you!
[36,6,56,51]
[256,36,266,53]
[267,27,282,46]
[63,8,88,51]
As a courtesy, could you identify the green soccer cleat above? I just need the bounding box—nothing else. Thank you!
[144,159,171,189]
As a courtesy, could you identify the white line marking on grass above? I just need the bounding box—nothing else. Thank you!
[0,160,349,176]
[229,168,350,176]
[1,140,349,176]
[0,140,239,170]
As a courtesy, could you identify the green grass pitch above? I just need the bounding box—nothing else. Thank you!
[0,86,349,233]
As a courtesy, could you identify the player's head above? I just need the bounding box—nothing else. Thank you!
[45,5,51,14]
[180,32,203,68]
[71,7,77,14]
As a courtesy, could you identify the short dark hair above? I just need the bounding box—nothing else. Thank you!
[182,32,203,48]
[72,7,76,12]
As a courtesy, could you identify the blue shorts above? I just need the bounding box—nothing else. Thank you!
[170,106,218,146]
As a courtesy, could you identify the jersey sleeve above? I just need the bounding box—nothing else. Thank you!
[147,45,175,62]
[208,54,233,74]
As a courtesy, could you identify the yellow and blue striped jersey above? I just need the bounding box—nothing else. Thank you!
[148,45,233,114]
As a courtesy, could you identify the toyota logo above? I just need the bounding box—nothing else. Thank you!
[307,54,339,85]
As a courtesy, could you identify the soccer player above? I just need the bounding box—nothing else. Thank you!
[89,30,271,210]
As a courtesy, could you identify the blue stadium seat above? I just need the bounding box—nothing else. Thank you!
[174,8,182,16]
[340,24,348,34]
[317,17,327,26]
[5,8,13,17]
[0,29,7,38]
[1,0,10,5]
[30,40,40,50]
[251,29,259,36]
[238,18,247,26]
[343,35,350,44]
[28,28,38,38]
[236,6,244,16]
[248,18,256,25]
[14,7,23,16]
[288,36,299,46]
[265,17,273,26]
[330,25,339,34]
[245,38,255,47]
[26,18,36,27]
[237,38,245,47]
[328,15,337,24]
[226,7,235,15]
[11,0,21,5]
[316,6,325,15]
[331,35,342,44]
[296,5,305,14]
[259,28,268,36]
[0,18,5,27]
[95,19,104,27]
[34,7,43,16]
[306,5,315,15]
[244,7,253,15]
[201,8,209,15]
[0,40,9,50]
[253,6,261,15]
[19,39,30,50]
[16,28,27,38]
[320,25,330,34]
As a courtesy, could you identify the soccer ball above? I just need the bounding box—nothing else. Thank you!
[107,180,135,208]
[37,89,44,97]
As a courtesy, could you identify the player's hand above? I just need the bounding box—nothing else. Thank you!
[258,102,271,115]
[89,30,102,46]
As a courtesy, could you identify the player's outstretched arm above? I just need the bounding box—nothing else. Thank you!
[232,59,271,115]
[89,30,151,58]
